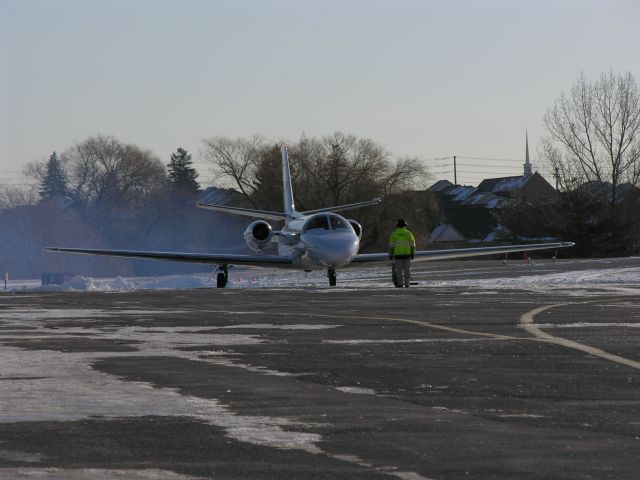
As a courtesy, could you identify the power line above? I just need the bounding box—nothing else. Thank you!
[454,162,523,167]
[456,155,522,162]
[415,156,452,164]
[456,170,522,175]
[430,166,522,172]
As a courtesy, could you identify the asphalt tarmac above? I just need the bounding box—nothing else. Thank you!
[1,258,639,479]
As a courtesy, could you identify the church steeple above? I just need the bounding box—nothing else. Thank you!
[524,130,532,176]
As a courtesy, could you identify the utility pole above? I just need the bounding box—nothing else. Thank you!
[453,156,457,185]
[554,167,560,190]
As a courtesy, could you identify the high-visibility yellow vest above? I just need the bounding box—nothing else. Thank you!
[388,227,416,257]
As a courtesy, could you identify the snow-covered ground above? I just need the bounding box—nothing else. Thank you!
[4,258,640,294]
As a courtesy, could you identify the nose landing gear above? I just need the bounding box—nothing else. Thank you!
[216,265,228,288]
[328,268,337,287]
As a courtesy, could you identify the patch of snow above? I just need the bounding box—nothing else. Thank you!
[530,322,640,329]
[0,345,320,453]
[324,337,508,344]
[496,414,545,419]
[0,469,205,479]
[335,386,377,395]
[0,306,320,454]
[218,323,340,330]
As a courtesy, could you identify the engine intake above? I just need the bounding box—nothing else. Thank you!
[244,220,273,252]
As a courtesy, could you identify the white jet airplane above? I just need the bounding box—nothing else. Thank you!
[46,146,574,287]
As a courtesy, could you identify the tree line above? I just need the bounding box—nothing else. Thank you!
[0,132,439,278]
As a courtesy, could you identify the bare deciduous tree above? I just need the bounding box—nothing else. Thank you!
[0,185,38,210]
[203,132,430,212]
[541,71,640,206]
[293,133,389,208]
[24,135,167,212]
[29,135,166,209]
[201,135,266,208]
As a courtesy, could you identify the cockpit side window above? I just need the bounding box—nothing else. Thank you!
[303,215,329,232]
[329,214,349,230]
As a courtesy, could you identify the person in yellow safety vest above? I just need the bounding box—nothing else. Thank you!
[388,218,416,288]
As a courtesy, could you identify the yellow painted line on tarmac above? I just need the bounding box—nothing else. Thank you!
[297,312,520,341]
[295,307,640,371]
[520,304,640,371]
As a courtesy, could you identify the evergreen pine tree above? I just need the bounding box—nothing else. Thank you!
[39,151,68,199]
[167,147,199,195]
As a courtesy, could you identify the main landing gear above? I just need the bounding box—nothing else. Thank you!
[216,264,228,288]
[328,268,337,287]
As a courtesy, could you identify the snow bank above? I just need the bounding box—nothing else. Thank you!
[4,261,640,293]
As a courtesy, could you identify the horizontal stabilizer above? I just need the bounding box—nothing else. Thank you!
[196,202,291,220]
[302,198,381,216]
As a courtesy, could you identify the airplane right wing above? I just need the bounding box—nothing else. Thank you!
[301,198,382,216]
[45,247,294,268]
[351,242,575,265]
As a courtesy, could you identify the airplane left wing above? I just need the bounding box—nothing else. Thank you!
[351,242,574,265]
[45,247,294,268]
[196,203,292,220]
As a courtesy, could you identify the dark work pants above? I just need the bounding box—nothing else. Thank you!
[394,257,411,287]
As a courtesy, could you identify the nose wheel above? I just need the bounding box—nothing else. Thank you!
[328,268,337,287]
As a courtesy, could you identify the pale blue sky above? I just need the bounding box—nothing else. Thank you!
[1,0,639,186]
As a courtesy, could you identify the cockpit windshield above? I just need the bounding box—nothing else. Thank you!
[302,215,329,232]
[328,214,349,230]
[302,214,352,233]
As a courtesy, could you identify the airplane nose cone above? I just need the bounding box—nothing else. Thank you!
[302,232,359,267]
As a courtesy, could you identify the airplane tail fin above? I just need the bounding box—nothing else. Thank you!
[281,146,296,217]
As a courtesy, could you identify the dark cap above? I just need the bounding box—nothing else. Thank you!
[397,218,407,228]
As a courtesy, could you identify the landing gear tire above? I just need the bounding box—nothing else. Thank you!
[328,268,337,287]
[216,265,228,288]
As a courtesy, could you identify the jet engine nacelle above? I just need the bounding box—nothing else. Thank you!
[244,220,273,252]
[347,220,362,240]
